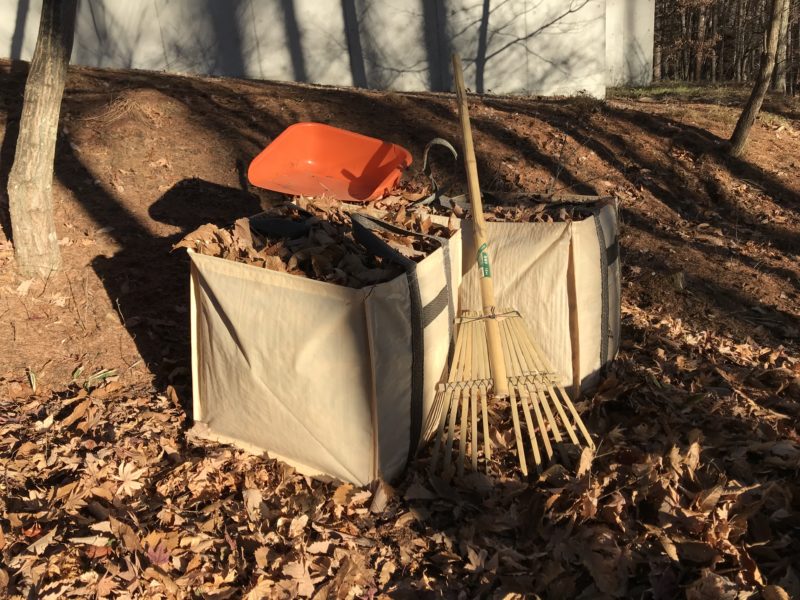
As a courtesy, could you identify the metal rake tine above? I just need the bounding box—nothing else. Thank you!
[500,318,543,470]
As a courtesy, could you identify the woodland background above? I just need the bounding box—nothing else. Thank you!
[654,0,798,93]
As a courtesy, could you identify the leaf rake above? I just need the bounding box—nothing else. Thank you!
[426,55,594,478]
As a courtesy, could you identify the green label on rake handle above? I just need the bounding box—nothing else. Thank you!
[477,243,491,278]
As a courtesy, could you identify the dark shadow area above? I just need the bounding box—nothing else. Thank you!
[341,0,367,88]
[205,0,247,78]
[474,0,491,94]
[280,0,308,83]
[421,0,452,92]
[483,97,800,259]
[341,142,407,200]
[4,67,290,392]
[622,208,800,348]
[90,178,261,388]
[606,105,800,212]
[355,2,395,90]
[81,0,148,69]
[0,112,19,240]
[23,67,295,391]
[0,63,29,240]
[612,84,800,123]
[9,0,30,60]
[411,94,598,195]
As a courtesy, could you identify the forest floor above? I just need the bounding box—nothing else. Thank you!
[1,61,799,599]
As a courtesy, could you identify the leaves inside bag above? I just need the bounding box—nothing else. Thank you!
[174,198,456,288]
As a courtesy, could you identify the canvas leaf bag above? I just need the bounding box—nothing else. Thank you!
[189,212,461,485]
[458,196,620,394]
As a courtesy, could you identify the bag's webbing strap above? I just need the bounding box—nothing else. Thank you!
[440,242,455,362]
[248,207,315,238]
[593,212,610,367]
[350,212,452,460]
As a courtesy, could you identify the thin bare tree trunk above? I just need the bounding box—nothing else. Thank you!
[730,0,784,156]
[7,0,77,277]
[681,7,690,79]
[695,5,707,81]
[734,0,744,81]
[654,42,662,81]
[773,0,790,91]
[710,3,718,82]
[792,2,798,94]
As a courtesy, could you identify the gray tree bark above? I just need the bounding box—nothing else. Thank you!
[7,0,77,277]
[695,5,707,81]
[772,0,790,92]
[730,0,784,157]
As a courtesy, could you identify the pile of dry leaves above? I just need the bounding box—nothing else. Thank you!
[174,196,457,288]
[1,290,798,598]
[397,191,609,224]
[485,199,603,223]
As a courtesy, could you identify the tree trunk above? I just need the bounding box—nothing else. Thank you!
[681,7,690,80]
[7,0,77,277]
[734,0,744,81]
[710,3,718,83]
[654,42,662,81]
[730,0,784,157]
[773,0,790,91]
[695,5,707,81]
[791,3,798,95]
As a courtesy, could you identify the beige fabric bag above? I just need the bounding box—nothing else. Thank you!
[189,213,461,485]
[459,197,620,394]
[189,197,617,484]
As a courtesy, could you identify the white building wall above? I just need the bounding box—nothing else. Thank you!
[605,0,654,86]
[1,0,647,97]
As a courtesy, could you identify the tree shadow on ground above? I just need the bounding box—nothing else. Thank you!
[0,63,30,241]
[612,84,800,122]
[487,97,799,229]
[90,178,261,390]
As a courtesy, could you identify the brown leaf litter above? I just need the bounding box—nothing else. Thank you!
[1,270,798,599]
[3,191,799,599]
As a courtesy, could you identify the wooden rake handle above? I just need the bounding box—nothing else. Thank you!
[452,54,509,398]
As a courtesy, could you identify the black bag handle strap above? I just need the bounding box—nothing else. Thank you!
[247,206,316,238]
[350,212,446,270]
[351,211,455,464]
